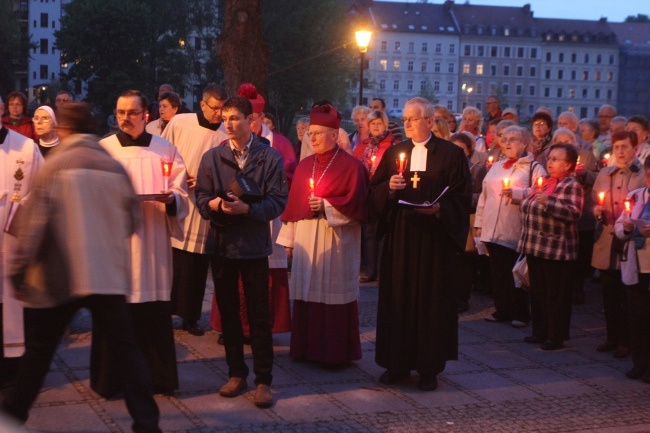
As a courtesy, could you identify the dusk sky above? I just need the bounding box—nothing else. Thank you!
[377,1,648,23]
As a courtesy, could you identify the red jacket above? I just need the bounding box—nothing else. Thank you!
[2,115,37,140]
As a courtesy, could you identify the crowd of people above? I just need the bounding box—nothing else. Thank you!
[0,85,649,432]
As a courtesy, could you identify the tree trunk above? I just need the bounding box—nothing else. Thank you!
[215,0,270,98]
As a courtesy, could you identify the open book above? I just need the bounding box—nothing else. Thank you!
[398,186,449,208]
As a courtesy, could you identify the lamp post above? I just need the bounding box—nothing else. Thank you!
[461,83,473,107]
[355,30,371,106]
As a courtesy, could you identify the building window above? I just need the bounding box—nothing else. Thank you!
[393,99,399,108]
[545,69,551,79]
[434,81,440,91]
[597,54,602,64]
[491,46,498,57]
[448,63,454,73]
[33,20,36,28]
[421,61,427,72]
[434,62,440,73]
[435,43,441,54]
[449,44,455,54]
[584,53,589,63]
[570,88,575,98]
[571,53,577,63]
[381,41,387,52]
[422,42,428,53]
[447,82,454,92]
[32,71,36,79]
[490,65,497,76]
[502,84,509,95]
[558,70,564,79]
[464,45,471,56]
[447,100,453,110]
[504,28,510,36]
[51,20,55,29]
[380,59,387,71]
[40,64,48,79]
[607,71,613,81]
[408,42,414,53]
[407,80,413,91]
[503,65,510,76]
[504,47,511,57]
[516,84,522,95]
[395,41,401,51]
[530,48,537,59]
[557,88,563,97]
[582,88,588,98]
[393,60,400,70]
[609,54,615,64]
[546,52,551,62]
[393,80,399,91]
[476,63,484,75]
[477,46,485,56]
[517,65,523,76]
[408,61,414,71]
[607,89,613,99]
[420,80,427,91]
[530,66,536,77]
[40,38,48,55]
[517,47,524,58]
[476,83,483,94]
[583,71,588,80]
[544,87,550,97]
[571,70,576,80]
[595,89,601,98]
[489,83,497,94]
[379,79,386,90]
[40,13,48,27]
[596,71,601,80]
[463,63,470,74]
[559,53,564,62]
[529,85,535,96]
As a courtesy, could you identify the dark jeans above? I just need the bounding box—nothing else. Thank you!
[211,256,273,385]
[2,295,161,433]
[627,274,650,371]
[171,248,210,323]
[361,218,383,278]
[527,255,574,343]
[601,269,630,347]
[485,242,530,322]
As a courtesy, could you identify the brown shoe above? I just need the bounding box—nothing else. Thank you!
[253,384,273,408]
[219,377,247,397]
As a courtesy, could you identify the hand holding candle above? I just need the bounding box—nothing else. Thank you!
[309,177,315,198]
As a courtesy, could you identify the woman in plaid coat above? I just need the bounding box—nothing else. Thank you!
[518,143,584,350]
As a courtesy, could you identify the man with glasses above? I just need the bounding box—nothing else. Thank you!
[369,97,471,391]
[597,104,617,148]
[93,90,189,398]
[162,84,228,336]
[54,91,73,111]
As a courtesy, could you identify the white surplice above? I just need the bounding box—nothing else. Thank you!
[1,127,43,357]
[99,134,188,303]
[162,113,227,254]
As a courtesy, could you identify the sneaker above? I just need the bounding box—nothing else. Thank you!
[219,377,247,397]
[511,320,528,328]
[254,384,273,408]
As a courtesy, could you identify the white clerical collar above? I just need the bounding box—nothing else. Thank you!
[410,133,431,172]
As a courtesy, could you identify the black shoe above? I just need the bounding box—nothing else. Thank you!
[379,370,409,385]
[525,335,545,344]
[596,341,617,352]
[626,367,645,380]
[181,320,205,336]
[540,340,564,351]
[613,346,631,359]
[418,375,438,391]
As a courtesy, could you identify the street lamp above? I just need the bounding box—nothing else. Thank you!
[462,83,474,107]
[355,30,372,106]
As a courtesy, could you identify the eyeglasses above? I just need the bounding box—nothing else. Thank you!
[116,110,143,119]
[55,98,71,103]
[503,137,522,144]
[308,130,331,138]
[202,100,223,113]
[401,117,424,124]
[33,117,52,124]
[533,121,547,127]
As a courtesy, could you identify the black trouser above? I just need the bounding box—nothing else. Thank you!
[569,230,595,294]
[211,256,273,385]
[485,242,530,322]
[627,274,650,371]
[601,269,630,347]
[171,248,210,323]
[527,255,573,343]
[2,295,161,433]
[0,305,21,387]
[361,217,383,279]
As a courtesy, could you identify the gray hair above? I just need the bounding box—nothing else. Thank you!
[366,110,388,128]
[503,125,532,148]
[496,119,516,133]
[406,97,435,118]
[351,105,371,119]
[552,127,577,146]
[462,106,484,131]
[296,117,310,126]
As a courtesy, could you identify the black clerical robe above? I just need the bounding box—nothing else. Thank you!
[369,135,471,377]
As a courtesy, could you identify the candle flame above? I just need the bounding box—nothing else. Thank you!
[537,176,543,188]
[309,178,314,190]
[624,199,631,212]
[603,153,611,160]
[488,156,494,163]
[598,192,605,205]
[399,153,405,161]
[502,178,510,188]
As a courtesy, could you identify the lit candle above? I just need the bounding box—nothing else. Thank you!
[487,155,494,165]
[598,192,605,206]
[537,176,543,188]
[371,155,377,168]
[309,177,314,197]
[502,178,510,189]
[624,198,632,214]
[577,156,581,165]
[161,159,173,191]
[603,152,611,164]
[396,153,406,175]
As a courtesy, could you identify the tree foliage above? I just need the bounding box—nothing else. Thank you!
[625,14,650,23]
[262,0,357,134]
[0,0,32,97]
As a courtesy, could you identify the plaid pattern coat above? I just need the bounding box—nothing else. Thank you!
[517,176,583,260]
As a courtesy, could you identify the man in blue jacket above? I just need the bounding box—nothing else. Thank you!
[195,96,288,408]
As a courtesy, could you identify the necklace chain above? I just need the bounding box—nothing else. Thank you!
[311,148,341,190]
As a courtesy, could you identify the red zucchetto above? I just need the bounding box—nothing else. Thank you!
[237,83,265,113]
[309,104,341,129]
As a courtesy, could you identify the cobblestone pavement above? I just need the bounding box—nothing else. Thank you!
[3,278,650,433]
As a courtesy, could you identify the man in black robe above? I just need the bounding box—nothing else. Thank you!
[370,97,471,391]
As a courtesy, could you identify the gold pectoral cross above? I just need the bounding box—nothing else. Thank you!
[411,172,421,188]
